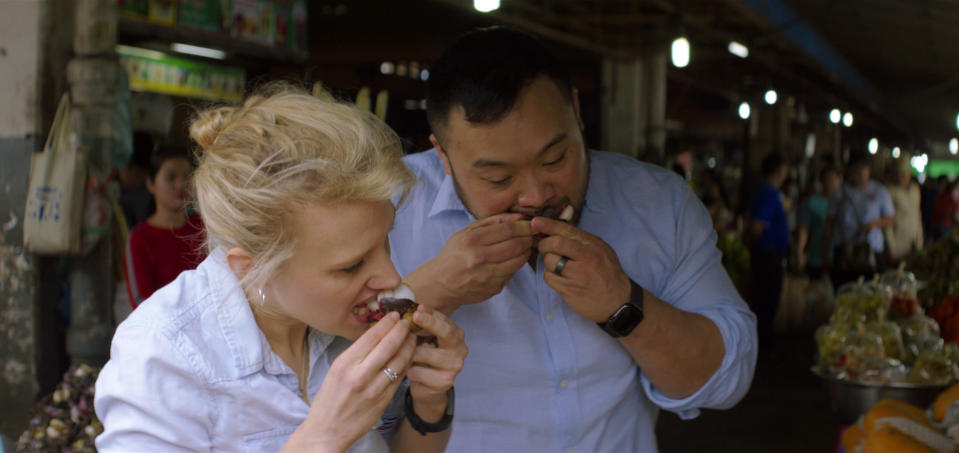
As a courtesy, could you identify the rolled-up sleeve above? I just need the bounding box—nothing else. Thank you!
[95,321,213,451]
[642,182,758,419]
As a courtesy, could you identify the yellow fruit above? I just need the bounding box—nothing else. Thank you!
[863,400,931,434]
[862,426,936,453]
[932,382,959,423]
[842,422,864,451]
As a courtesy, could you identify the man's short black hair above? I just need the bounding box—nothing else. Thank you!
[426,26,573,142]
[761,153,786,177]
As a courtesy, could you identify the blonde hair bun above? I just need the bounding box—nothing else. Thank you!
[190,83,415,288]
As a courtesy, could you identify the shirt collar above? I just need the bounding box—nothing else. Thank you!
[203,248,336,379]
[426,150,606,219]
[428,171,474,220]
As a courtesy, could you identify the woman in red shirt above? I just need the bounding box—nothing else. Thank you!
[124,145,205,308]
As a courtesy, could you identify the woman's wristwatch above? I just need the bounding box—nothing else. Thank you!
[404,386,454,435]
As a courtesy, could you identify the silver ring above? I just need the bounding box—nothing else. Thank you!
[553,256,569,276]
[382,367,399,382]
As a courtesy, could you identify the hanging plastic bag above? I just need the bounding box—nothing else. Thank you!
[23,94,87,254]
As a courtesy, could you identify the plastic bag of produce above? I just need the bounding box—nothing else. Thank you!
[774,273,808,333]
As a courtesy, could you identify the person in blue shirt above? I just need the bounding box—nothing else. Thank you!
[796,165,841,279]
[746,154,790,348]
[388,27,757,452]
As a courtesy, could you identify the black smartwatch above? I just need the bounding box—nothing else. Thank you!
[404,386,454,435]
[597,279,645,338]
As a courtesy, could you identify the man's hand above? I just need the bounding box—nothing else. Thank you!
[404,213,533,314]
[531,216,631,323]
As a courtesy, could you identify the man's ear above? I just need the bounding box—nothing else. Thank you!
[226,247,254,282]
[571,86,585,132]
[430,134,453,177]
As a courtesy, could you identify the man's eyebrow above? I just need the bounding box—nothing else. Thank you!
[471,132,568,169]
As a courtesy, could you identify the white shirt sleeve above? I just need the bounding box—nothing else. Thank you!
[95,320,213,451]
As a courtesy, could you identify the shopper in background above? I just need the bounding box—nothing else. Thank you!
[921,175,943,244]
[797,164,841,280]
[388,27,756,452]
[884,159,923,264]
[701,169,733,234]
[931,178,958,241]
[97,87,466,452]
[116,131,154,229]
[123,145,205,308]
[823,155,895,287]
[745,153,790,350]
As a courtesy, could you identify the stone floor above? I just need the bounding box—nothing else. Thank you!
[656,332,840,453]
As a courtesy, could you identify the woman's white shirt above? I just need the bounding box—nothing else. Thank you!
[94,248,405,452]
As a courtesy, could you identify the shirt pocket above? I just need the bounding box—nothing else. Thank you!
[242,425,297,453]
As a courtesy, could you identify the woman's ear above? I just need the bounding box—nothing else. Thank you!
[226,247,254,281]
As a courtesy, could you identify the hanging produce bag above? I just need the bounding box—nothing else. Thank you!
[23,94,87,254]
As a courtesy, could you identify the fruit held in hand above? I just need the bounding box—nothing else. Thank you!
[358,283,420,332]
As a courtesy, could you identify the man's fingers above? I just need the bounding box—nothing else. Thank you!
[542,253,574,278]
[472,219,532,246]
[537,234,587,262]
[467,212,525,230]
[530,216,581,240]
[483,235,533,263]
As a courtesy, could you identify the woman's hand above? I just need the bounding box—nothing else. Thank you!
[406,305,468,422]
[284,312,415,452]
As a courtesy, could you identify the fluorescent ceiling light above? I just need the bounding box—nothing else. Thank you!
[764,90,777,105]
[728,41,749,58]
[171,43,226,60]
[829,109,841,124]
[474,0,500,12]
[671,37,690,68]
[115,44,166,60]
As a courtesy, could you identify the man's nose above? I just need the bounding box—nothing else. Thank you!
[516,175,555,208]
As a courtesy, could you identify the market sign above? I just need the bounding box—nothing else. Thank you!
[118,47,245,103]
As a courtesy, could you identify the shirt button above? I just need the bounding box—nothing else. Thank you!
[560,379,568,389]
[546,312,555,321]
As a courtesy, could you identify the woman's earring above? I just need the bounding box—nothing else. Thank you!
[257,287,266,305]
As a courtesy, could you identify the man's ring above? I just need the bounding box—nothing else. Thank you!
[382,367,399,382]
[554,256,569,276]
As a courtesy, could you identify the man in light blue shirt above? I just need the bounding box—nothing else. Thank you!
[390,27,756,452]
[824,155,895,286]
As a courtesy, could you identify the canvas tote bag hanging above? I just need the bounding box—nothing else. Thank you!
[23,94,87,254]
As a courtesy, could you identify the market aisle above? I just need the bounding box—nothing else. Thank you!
[656,332,838,452]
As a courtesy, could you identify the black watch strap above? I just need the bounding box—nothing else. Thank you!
[404,386,454,435]
[597,279,645,338]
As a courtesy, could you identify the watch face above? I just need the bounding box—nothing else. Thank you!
[609,304,643,335]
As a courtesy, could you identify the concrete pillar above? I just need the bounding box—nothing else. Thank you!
[599,51,668,163]
[0,0,45,438]
[600,59,643,159]
[644,50,668,165]
[65,0,119,367]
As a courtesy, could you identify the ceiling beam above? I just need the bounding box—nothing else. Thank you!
[736,0,916,141]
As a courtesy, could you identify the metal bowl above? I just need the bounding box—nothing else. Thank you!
[812,367,952,425]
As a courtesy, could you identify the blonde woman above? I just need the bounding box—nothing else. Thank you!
[94,86,467,452]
